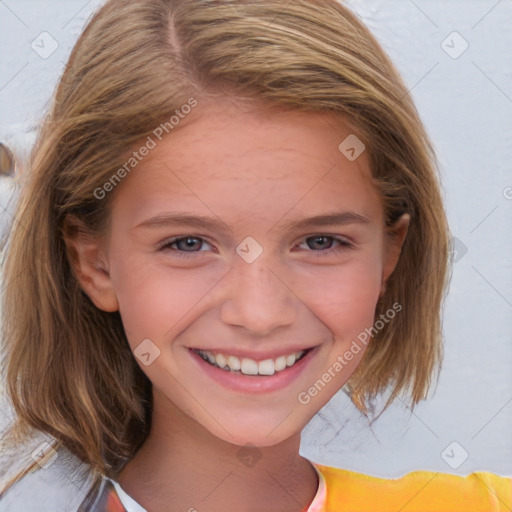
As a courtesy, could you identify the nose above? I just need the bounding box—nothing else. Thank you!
[219,255,297,337]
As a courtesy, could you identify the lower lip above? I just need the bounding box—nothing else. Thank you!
[189,348,318,394]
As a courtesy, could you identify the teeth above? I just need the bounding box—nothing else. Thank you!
[274,356,287,372]
[196,349,306,376]
[241,358,259,375]
[258,359,275,376]
[215,353,227,368]
[227,355,241,371]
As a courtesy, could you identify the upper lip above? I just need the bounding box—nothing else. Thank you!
[189,345,318,362]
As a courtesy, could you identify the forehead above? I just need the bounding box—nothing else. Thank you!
[111,99,384,230]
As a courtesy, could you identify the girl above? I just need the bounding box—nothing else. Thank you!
[0,0,510,510]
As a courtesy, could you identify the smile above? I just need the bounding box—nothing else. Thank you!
[193,349,308,376]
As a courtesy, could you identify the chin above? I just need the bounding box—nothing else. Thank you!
[200,408,311,449]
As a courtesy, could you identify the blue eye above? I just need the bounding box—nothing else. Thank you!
[297,235,353,256]
[158,236,212,257]
[158,234,353,259]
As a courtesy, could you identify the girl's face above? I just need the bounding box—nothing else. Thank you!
[79,99,408,447]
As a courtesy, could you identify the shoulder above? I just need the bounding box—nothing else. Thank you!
[314,464,512,512]
[0,425,100,512]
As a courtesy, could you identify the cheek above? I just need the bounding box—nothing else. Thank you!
[110,253,221,345]
[295,256,383,339]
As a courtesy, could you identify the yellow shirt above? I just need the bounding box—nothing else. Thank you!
[83,464,512,511]
[314,464,512,512]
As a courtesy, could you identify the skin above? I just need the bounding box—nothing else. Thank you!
[69,98,409,512]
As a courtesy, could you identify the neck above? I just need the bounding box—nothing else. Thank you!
[116,388,318,512]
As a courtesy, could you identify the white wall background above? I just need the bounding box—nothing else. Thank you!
[1,0,511,480]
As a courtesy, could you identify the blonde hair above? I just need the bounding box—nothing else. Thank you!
[0,143,16,177]
[1,0,450,476]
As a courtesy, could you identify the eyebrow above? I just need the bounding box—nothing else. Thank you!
[276,211,371,231]
[134,213,232,232]
[134,210,371,232]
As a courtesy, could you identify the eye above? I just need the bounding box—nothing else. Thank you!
[297,235,353,256]
[157,234,354,259]
[158,236,213,257]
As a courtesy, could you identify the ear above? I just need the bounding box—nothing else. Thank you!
[380,213,410,297]
[63,216,119,312]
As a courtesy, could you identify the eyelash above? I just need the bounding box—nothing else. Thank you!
[157,235,354,259]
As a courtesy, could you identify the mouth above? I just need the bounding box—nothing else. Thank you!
[191,348,311,377]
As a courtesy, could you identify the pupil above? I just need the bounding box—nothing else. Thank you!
[180,237,200,251]
[309,236,331,250]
